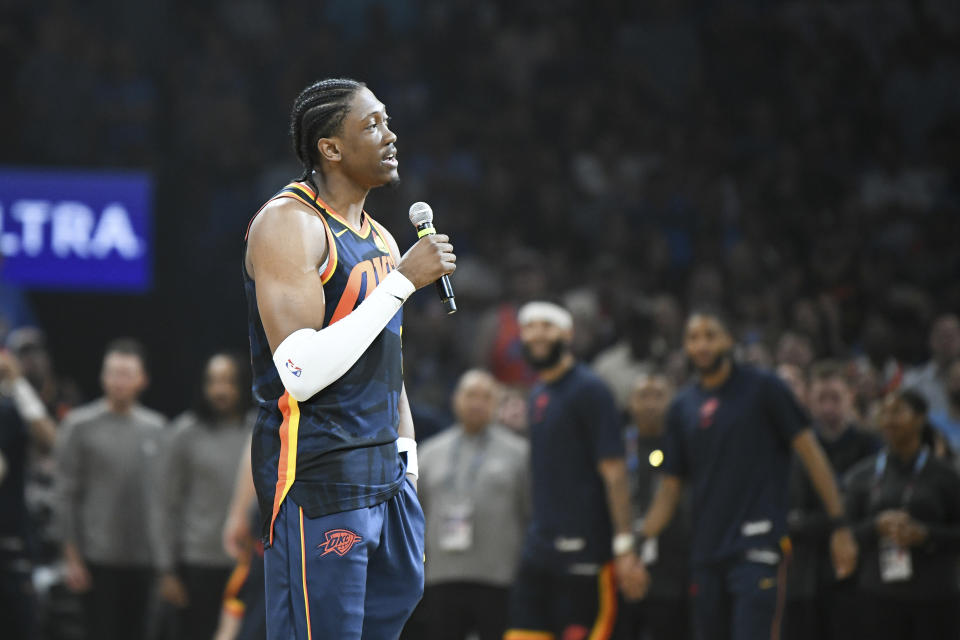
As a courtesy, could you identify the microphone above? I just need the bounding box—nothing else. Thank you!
[408,202,457,315]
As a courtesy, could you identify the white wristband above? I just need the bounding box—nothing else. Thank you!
[397,436,418,479]
[613,532,635,556]
[11,378,48,422]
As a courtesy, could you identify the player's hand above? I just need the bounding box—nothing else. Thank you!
[830,526,858,579]
[159,572,189,607]
[614,551,650,601]
[0,350,22,381]
[64,556,92,593]
[892,517,928,548]
[397,234,456,290]
[875,509,908,539]
[406,472,418,493]
[222,510,252,560]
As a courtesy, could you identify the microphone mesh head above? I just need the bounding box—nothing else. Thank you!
[408,201,433,226]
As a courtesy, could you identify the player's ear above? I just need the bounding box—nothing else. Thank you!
[317,138,341,163]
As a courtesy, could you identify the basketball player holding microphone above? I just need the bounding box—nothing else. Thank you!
[243,78,456,640]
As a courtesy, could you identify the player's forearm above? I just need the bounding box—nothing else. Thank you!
[397,385,415,440]
[641,475,683,539]
[599,459,634,535]
[793,430,845,519]
[272,270,415,402]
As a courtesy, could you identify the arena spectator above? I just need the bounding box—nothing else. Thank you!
[152,352,253,640]
[413,369,529,640]
[618,373,691,640]
[928,358,960,453]
[845,389,960,640]
[0,348,58,639]
[784,361,882,640]
[54,338,165,640]
[903,314,960,416]
[777,363,809,408]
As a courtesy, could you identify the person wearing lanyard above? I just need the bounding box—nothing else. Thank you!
[414,369,529,640]
[845,388,960,640]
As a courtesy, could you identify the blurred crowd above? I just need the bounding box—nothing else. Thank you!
[1,0,959,638]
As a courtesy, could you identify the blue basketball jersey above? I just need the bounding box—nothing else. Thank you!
[243,182,406,544]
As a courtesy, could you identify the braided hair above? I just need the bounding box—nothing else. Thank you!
[289,78,365,197]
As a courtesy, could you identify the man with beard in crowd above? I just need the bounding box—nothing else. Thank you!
[504,301,647,640]
[637,310,858,640]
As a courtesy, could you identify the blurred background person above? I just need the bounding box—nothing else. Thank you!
[152,351,253,640]
[845,389,960,640]
[776,363,809,408]
[412,369,529,640]
[505,301,647,640]
[0,348,57,639]
[927,358,960,454]
[54,338,165,640]
[903,314,960,416]
[639,310,857,640]
[617,373,691,640]
[215,435,266,640]
[783,361,881,640]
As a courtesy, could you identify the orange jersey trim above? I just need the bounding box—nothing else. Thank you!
[223,598,245,618]
[299,506,314,640]
[292,181,371,238]
[222,555,251,601]
[268,392,300,545]
[504,631,555,640]
[587,563,617,640]
[369,217,400,263]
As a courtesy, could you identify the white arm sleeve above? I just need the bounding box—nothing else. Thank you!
[272,269,415,402]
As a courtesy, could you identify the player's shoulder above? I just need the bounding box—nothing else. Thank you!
[132,404,167,429]
[489,424,529,456]
[247,191,326,244]
[572,364,615,398]
[60,398,111,430]
[844,453,880,488]
[419,426,458,458]
[168,411,199,435]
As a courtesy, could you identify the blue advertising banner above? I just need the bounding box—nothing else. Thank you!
[0,168,152,292]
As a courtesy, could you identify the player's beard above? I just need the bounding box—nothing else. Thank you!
[694,351,730,377]
[522,339,568,371]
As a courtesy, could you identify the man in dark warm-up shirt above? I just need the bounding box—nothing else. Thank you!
[637,311,857,640]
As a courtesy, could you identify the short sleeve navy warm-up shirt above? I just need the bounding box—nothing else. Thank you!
[524,364,624,569]
[662,364,809,567]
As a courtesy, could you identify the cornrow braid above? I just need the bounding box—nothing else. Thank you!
[289,78,365,198]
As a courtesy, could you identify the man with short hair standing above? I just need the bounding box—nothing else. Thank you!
[638,311,858,640]
[504,301,647,640]
[56,338,165,640]
[417,369,529,640]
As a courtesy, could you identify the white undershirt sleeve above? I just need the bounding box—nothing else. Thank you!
[272,269,415,402]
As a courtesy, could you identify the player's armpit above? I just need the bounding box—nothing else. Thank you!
[246,198,330,352]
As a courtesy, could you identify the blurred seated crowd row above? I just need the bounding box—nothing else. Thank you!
[0,307,958,640]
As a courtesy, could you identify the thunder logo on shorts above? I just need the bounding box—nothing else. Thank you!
[243,182,406,544]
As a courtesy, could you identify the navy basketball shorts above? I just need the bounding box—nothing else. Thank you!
[504,560,618,640]
[264,479,425,640]
[690,558,787,640]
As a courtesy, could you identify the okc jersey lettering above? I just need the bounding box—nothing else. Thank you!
[330,255,397,324]
[244,182,407,544]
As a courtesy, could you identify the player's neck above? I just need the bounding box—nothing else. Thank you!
[699,357,732,390]
[538,353,575,384]
[311,171,369,229]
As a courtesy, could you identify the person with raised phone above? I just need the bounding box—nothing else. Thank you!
[243,78,455,640]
